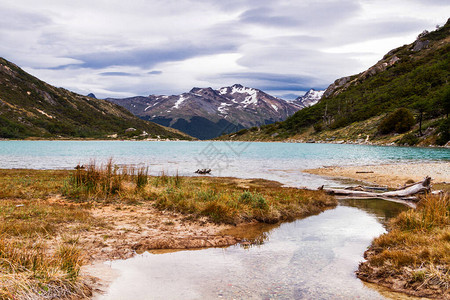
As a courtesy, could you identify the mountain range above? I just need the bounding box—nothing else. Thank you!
[0,57,190,140]
[219,19,450,146]
[107,85,323,139]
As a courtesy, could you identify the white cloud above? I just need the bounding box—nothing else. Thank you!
[1,0,449,98]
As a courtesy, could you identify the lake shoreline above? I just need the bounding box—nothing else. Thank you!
[303,161,450,188]
[2,138,450,149]
[215,137,450,148]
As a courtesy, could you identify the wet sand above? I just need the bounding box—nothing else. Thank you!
[304,161,450,188]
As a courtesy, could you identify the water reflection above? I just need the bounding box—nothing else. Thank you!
[220,222,280,249]
[338,198,408,227]
[99,199,408,300]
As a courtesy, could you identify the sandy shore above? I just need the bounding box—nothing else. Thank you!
[304,161,449,188]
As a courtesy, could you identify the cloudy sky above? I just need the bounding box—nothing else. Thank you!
[1,0,449,99]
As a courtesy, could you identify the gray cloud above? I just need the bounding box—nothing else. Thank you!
[99,72,137,77]
[70,43,238,69]
[239,8,299,27]
[147,70,162,75]
[0,7,51,30]
[239,1,361,28]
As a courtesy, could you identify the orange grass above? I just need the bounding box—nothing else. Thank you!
[358,193,450,298]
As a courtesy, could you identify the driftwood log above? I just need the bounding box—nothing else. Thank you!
[195,169,211,175]
[319,176,432,201]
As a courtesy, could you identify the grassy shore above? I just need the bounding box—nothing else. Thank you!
[357,193,449,299]
[0,165,336,299]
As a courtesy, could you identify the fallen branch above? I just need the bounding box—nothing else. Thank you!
[195,169,211,175]
[319,177,431,201]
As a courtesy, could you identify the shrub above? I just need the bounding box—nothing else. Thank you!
[239,191,269,209]
[135,166,149,189]
[313,122,323,132]
[436,118,450,145]
[378,108,416,134]
[398,133,419,146]
[239,191,253,204]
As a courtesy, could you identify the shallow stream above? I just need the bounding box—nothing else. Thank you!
[98,199,408,300]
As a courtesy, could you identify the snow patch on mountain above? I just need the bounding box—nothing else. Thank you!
[219,87,228,95]
[242,92,258,107]
[218,102,232,115]
[271,104,278,112]
[145,101,159,111]
[294,89,324,108]
[173,94,186,109]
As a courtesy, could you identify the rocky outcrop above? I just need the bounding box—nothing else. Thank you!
[323,54,401,99]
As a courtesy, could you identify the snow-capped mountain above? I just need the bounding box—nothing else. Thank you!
[107,84,303,140]
[293,89,324,108]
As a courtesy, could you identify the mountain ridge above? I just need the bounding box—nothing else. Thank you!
[0,57,191,140]
[107,84,319,139]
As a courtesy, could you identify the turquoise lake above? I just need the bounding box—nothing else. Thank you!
[0,140,449,188]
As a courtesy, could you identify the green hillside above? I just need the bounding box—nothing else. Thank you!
[221,19,450,146]
[0,57,192,140]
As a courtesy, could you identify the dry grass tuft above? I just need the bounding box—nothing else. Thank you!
[358,193,450,298]
[0,238,91,299]
[64,159,151,201]
[392,193,449,231]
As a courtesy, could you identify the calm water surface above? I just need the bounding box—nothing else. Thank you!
[1,141,448,188]
[99,200,408,300]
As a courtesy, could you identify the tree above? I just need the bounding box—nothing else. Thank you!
[443,86,450,119]
[436,118,450,145]
[412,97,429,136]
[378,108,416,134]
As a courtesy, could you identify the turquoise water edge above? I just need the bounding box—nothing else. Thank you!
[1,140,449,189]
